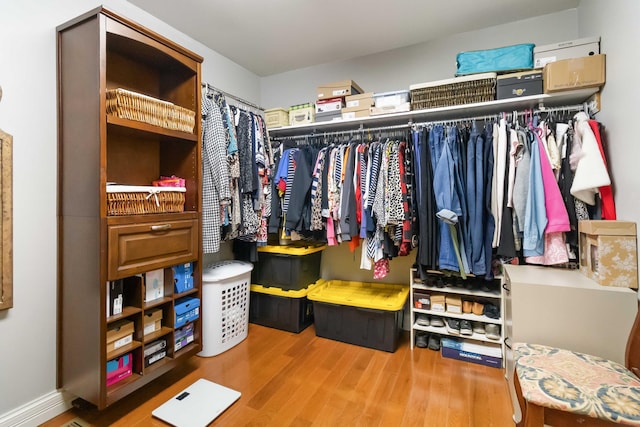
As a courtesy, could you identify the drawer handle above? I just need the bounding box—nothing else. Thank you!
[151,224,172,231]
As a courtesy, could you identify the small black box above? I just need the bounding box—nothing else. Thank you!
[253,245,324,291]
[249,284,315,333]
[497,70,543,99]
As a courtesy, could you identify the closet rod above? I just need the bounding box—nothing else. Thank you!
[270,122,411,141]
[202,82,264,112]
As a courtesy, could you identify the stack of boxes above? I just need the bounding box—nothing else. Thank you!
[249,245,325,333]
[342,92,374,120]
[316,80,363,122]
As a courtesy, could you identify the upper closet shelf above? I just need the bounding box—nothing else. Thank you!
[268,87,598,136]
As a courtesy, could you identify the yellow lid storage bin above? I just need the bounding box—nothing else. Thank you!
[253,245,326,291]
[249,281,320,333]
[307,280,409,352]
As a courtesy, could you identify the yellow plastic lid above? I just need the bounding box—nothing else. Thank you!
[257,244,326,256]
[307,280,409,311]
[250,280,323,298]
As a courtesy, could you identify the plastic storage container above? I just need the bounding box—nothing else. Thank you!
[253,245,325,291]
[198,260,253,357]
[249,281,319,333]
[308,280,409,352]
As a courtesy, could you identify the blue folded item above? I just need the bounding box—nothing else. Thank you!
[456,43,535,76]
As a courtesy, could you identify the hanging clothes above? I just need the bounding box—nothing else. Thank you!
[201,94,232,253]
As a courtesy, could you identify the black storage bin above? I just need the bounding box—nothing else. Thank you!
[249,283,316,333]
[308,280,409,353]
[253,245,325,291]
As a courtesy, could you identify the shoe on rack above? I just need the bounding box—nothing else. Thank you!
[472,322,485,335]
[459,320,473,336]
[430,316,445,328]
[472,301,485,316]
[415,332,428,348]
[462,300,473,314]
[483,303,500,319]
[416,314,430,327]
[428,334,441,351]
[485,324,501,340]
[445,318,461,335]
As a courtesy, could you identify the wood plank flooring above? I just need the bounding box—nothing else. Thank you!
[42,324,515,426]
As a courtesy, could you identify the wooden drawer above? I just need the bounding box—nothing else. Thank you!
[108,219,198,279]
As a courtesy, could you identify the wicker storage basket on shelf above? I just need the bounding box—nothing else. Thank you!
[106,185,186,216]
[106,88,196,133]
[409,72,497,110]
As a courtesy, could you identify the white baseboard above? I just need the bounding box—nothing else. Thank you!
[0,390,72,427]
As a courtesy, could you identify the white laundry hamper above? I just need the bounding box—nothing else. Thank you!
[197,260,253,357]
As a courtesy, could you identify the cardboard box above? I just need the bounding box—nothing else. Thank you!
[106,319,134,353]
[174,323,195,351]
[370,102,411,116]
[264,108,289,129]
[579,220,638,289]
[315,97,344,114]
[441,346,502,368]
[543,54,605,93]
[288,104,315,126]
[345,92,374,109]
[341,109,370,120]
[143,308,163,336]
[315,110,342,123]
[175,296,200,328]
[317,80,363,101]
[144,269,165,302]
[173,262,194,294]
[413,290,430,310]
[534,36,600,68]
[106,353,132,386]
[497,70,543,99]
[445,295,462,314]
[430,294,445,312]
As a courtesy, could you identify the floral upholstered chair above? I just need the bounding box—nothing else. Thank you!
[514,303,640,426]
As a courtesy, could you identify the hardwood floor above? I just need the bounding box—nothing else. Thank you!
[42,324,515,426]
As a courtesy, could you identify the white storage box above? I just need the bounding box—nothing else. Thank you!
[374,90,410,108]
[534,36,600,68]
[198,261,253,357]
[289,104,315,126]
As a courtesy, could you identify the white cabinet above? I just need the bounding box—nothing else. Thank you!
[502,264,638,421]
[409,268,504,360]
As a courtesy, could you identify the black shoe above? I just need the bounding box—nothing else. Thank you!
[483,303,500,319]
[460,320,473,336]
[428,334,441,351]
[415,332,428,348]
[445,318,460,335]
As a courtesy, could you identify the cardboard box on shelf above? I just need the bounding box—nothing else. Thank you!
[264,108,289,128]
[534,36,600,68]
[144,268,165,302]
[288,104,315,126]
[345,92,374,109]
[317,80,363,101]
[143,308,163,336]
[579,220,638,289]
[543,54,605,93]
[370,102,411,116]
[106,319,134,353]
[315,97,344,114]
[496,70,543,99]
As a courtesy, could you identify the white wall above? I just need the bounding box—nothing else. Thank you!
[260,9,579,108]
[0,0,259,423]
[578,0,640,276]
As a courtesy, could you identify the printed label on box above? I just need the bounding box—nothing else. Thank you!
[113,335,132,350]
[144,322,157,336]
[333,89,347,96]
[431,302,445,311]
[346,100,360,108]
[147,350,166,365]
[535,56,556,68]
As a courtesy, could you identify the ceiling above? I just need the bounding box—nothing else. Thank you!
[128,0,579,77]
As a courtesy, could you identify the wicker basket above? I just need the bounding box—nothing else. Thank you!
[106,185,186,216]
[106,88,196,133]
[409,72,497,110]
